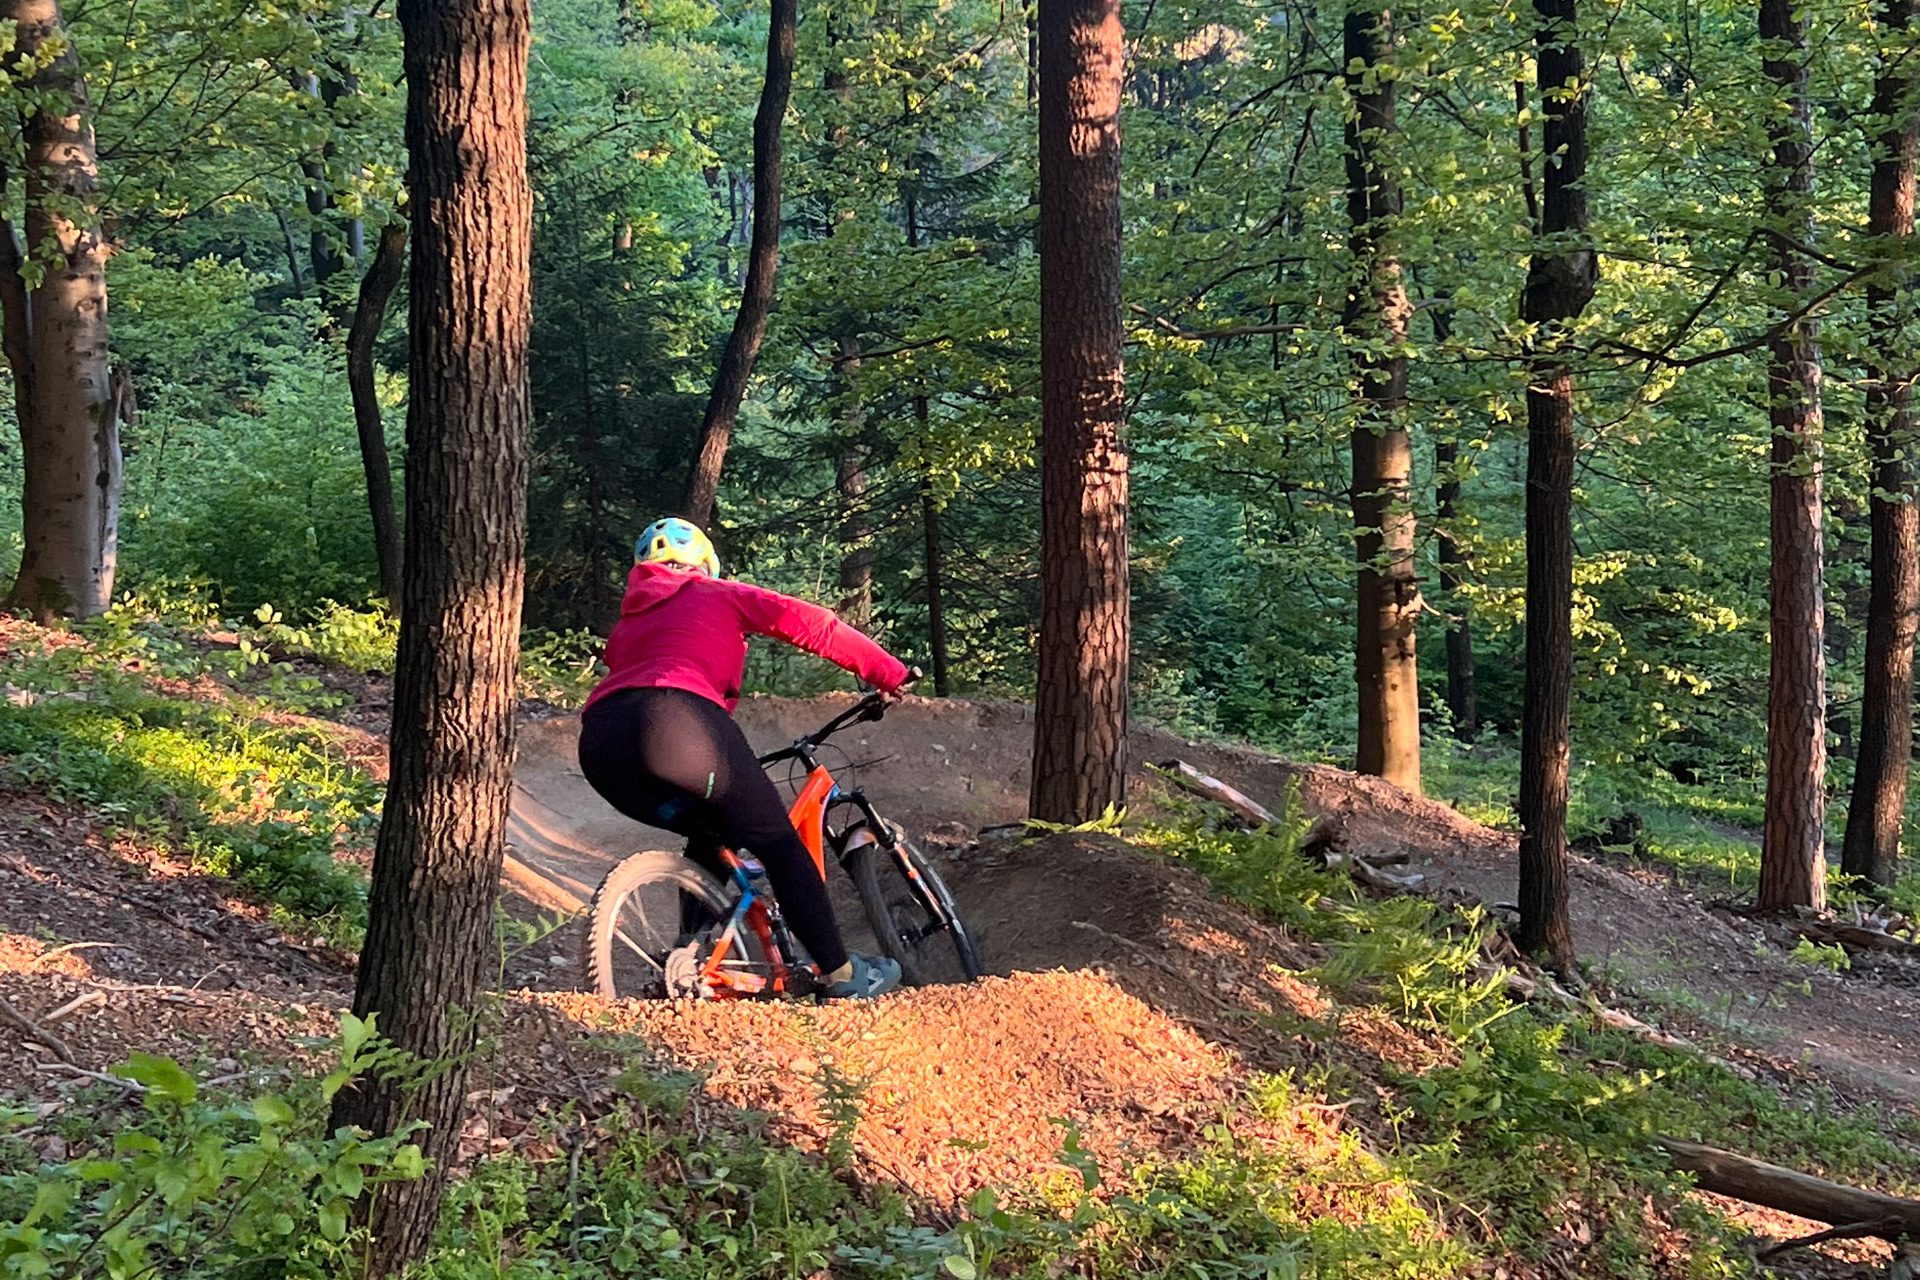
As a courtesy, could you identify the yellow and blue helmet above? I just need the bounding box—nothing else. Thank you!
[635,517,720,578]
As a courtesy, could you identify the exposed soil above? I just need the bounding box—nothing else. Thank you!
[2,682,1917,1276]
[508,694,1920,1112]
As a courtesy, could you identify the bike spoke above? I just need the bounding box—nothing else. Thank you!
[614,924,664,973]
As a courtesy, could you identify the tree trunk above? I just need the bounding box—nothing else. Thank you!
[1758,0,1829,915]
[921,461,951,696]
[683,0,795,528]
[1344,9,1421,794]
[905,195,948,693]
[346,219,407,612]
[326,0,532,1273]
[1030,0,1129,825]
[3,0,117,623]
[1436,437,1478,738]
[1430,303,1477,739]
[1515,1,1597,975]
[1843,0,1919,891]
[833,333,872,627]
[276,209,307,293]
[580,326,610,628]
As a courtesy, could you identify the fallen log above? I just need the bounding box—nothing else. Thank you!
[1788,918,1920,961]
[1655,1137,1920,1242]
[1154,760,1278,828]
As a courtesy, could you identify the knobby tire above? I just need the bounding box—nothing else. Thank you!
[849,827,984,986]
[585,850,735,1000]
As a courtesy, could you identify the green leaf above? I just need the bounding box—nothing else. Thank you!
[252,1094,296,1127]
[389,1144,425,1180]
[340,1011,374,1061]
[318,1198,348,1241]
[24,1180,70,1228]
[114,1052,196,1104]
[943,1256,978,1280]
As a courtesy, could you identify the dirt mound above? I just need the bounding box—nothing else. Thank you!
[544,969,1245,1206]
[504,697,1512,911]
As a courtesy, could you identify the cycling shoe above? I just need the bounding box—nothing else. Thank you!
[824,953,902,1000]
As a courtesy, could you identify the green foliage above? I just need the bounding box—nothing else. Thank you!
[0,616,376,944]
[517,629,605,708]
[248,602,399,676]
[0,1017,425,1280]
[1135,815,1920,1272]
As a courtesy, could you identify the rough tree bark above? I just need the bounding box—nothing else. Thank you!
[346,219,407,612]
[1516,0,1597,974]
[1843,0,1919,891]
[325,0,532,1273]
[1758,0,1829,914]
[683,0,795,527]
[1344,8,1421,794]
[1030,0,1129,824]
[1430,302,1477,739]
[3,0,117,622]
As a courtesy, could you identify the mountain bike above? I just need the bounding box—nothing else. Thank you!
[582,687,984,1000]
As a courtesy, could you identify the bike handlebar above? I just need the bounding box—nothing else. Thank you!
[757,667,920,767]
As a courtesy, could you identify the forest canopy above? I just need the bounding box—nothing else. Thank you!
[0,0,1913,842]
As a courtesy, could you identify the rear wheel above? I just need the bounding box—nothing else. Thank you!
[848,824,984,987]
[584,851,735,1000]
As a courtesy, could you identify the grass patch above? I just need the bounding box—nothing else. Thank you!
[0,613,378,946]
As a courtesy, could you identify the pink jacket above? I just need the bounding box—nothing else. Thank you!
[582,562,909,714]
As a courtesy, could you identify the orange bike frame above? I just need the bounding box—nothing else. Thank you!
[699,765,837,998]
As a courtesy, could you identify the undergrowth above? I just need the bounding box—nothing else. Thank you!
[0,611,378,945]
[1138,807,1920,1276]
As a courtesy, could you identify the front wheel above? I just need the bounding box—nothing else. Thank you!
[848,824,984,987]
[584,851,734,1000]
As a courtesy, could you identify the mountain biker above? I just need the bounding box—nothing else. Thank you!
[577,516,909,1000]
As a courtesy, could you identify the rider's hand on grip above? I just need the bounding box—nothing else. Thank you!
[881,666,920,706]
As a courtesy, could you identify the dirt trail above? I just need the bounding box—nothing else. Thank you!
[508,695,1920,1109]
[2,685,1917,1277]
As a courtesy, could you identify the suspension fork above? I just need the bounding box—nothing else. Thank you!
[832,792,956,930]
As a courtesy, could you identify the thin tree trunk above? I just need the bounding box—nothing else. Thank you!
[276,209,307,292]
[303,70,348,298]
[346,219,407,611]
[905,191,949,693]
[1030,0,1129,824]
[1516,3,1597,975]
[1843,0,1919,891]
[833,334,871,626]
[921,457,951,696]
[1432,299,1477,738]
[4,0,117,623]
[1345,8,1421,794]
[326,0,532,1273]
[1758,0,1829,914]
[580,326,610,627]
[1436,438,1478,738]
[683,0,795,528]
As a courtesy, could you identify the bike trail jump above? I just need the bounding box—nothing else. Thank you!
[503,694,1039,918]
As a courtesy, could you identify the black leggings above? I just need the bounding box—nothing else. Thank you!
[577,686,849,974]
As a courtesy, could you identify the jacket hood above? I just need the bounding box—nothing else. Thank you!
[622,560,707,611]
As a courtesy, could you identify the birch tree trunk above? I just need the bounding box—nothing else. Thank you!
[3,0,117,622]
